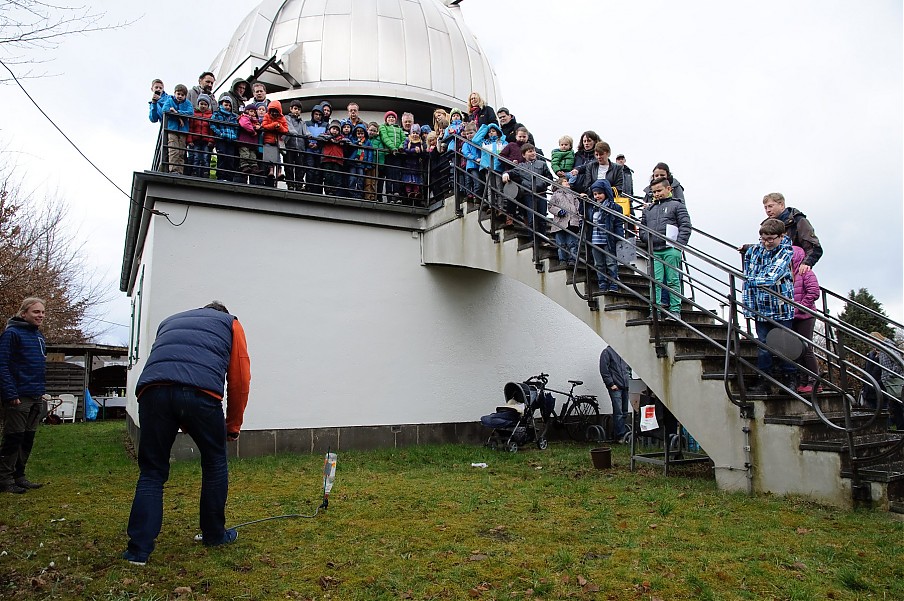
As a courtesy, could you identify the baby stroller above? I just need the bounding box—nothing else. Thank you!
[481,381,554,452]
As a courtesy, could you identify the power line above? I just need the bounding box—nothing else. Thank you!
[0,58,132,199]
[0,58,186,227]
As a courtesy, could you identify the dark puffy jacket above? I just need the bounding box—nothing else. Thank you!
[500,115,535,146]
[599,346,630,389]
[777,207,823,268]
[136,308,235,398]
[640,197,692,251]
[510,159,553,194]
[0,317,46,402]
[225,78,250,115]
[573,147,595,172]
[467,104,497,127]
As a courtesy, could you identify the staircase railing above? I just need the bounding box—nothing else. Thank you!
[445,135,904,499]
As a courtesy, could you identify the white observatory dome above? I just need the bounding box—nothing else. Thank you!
[210,0,502,109]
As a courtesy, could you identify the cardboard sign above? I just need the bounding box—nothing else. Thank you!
[640,405,659,432]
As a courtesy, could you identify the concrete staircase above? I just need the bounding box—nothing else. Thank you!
[422,198,904,511]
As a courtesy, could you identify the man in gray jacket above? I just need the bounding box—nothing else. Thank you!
[600,346,631,442]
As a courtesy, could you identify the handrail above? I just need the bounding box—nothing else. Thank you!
[444,134,903,493]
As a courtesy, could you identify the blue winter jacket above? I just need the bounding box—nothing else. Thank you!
[589,181,624,248]
[160,96,194,132]
[210,107,239,141]
[472,123,507,171]
[0,317,47,403]
[149,91,170,124]
[136,308,235,398]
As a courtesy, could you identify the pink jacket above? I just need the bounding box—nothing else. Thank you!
[792,246,819,320]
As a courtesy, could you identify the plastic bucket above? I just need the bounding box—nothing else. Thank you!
[590,447,612,469]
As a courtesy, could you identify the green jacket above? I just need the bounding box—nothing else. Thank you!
[370,136,387,165]
[379,123,406,151]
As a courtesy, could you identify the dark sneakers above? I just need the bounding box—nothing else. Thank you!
[195,528,238,547]
[1,482,27,494]
[15,478,43,489]
[121,550,147,566]
[207,528,238,547]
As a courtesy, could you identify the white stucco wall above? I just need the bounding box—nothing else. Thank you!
[127,201,607,430]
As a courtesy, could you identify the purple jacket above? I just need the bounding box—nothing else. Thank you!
[791,246,819,320]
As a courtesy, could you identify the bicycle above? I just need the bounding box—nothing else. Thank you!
[523,373,601,441]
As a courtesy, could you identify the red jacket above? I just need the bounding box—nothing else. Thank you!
[187,108,213,146]
[320,133,346,165]
[261,100,289,145]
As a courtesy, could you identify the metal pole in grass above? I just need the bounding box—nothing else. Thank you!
[194,449,338,540]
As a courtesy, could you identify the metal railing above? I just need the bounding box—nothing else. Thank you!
[154,112,451,208]
[444,132,903,498]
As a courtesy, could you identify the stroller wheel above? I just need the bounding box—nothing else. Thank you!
[488,439,499,451]
[506,441,518,453]
[536,438,548,450]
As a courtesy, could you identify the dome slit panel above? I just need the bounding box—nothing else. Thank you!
[301,0,327,17]
[427,27,454,99]
[277,0,304,22]
[214,0,501,111]
[349,0,379,81]
[466,46,487,101]
[376,0,403,19]
[442,13,471,104]
[421,0,447,32]
[377,15,406,85]
[400,0,430,89]
[300,40,322,83]
[324,0,352,14]
[297,15,324,42]
[321,14,352,81]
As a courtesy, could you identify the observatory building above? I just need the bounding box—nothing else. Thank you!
[121,0,606,458]
[210,0,503,123]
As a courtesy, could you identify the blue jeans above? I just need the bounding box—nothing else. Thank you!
[187,144,211,178]
[592,243,619,288]
[126,385,229,561]
[555,229,579,263]
[348,165,365,198]
[754,319,795,374]
[608,386,630,439]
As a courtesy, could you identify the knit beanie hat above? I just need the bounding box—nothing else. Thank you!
[420,124,432,134]
[384,110,398,122]
[197,94,213,107]
[218,93,233,106]
[329,119,341,130]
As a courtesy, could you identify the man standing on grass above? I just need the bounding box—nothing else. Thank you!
[122,301,251,566]
[0,297,47,494]
[600,345,632,443]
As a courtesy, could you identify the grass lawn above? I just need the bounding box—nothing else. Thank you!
[1,421,902,600]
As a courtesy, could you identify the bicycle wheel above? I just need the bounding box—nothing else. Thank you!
[562,398,600,441]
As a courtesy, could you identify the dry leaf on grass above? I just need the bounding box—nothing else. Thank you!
[577,575,587,586]
[318,575,340,590]
[469,553,488,561]
[173,586,192,595]
[582,582,600,593]
[796,527,812,534]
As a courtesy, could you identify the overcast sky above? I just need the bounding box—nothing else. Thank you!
[0,0,901,344]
